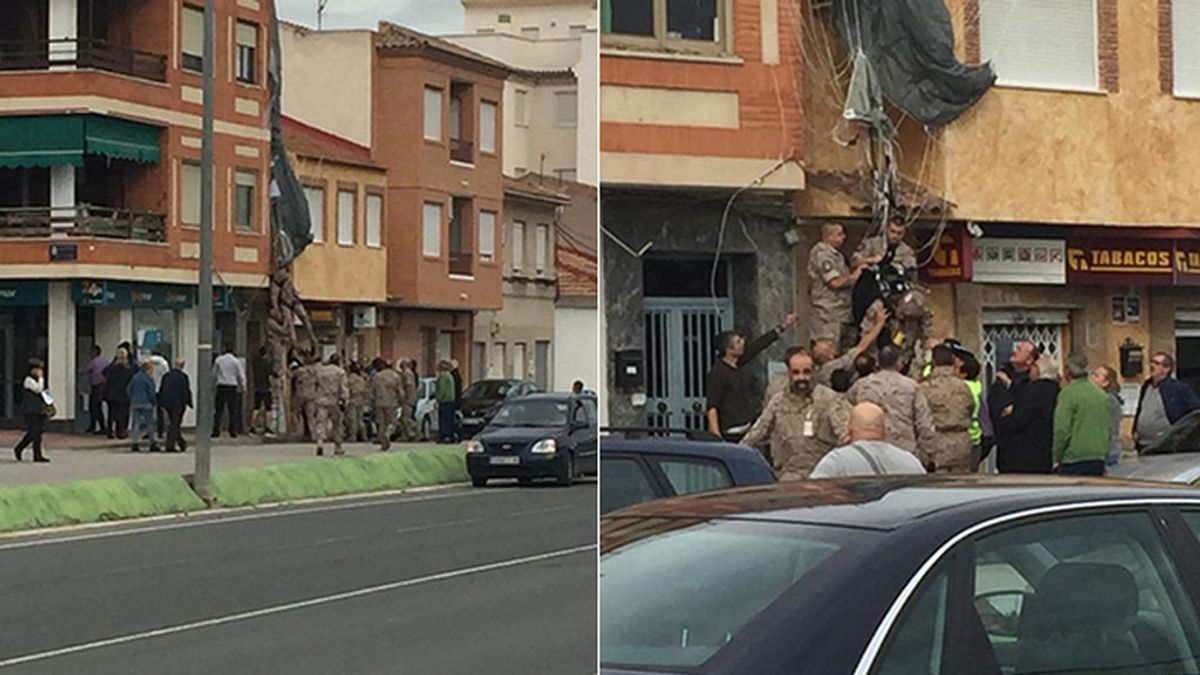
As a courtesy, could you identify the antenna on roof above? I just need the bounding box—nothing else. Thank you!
[317,0,330,29]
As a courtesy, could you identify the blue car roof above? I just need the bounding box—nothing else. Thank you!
[600,436,776,486]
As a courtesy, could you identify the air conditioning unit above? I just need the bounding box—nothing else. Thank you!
[352,306,377,329]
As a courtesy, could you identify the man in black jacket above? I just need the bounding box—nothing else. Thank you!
[159,357,194,453]
[705,313,798,442]
[1134,351,1200,450]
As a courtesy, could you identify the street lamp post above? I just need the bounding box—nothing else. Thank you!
[194,0,216,502]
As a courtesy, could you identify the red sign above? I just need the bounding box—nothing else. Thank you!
[1065,239,1175,285]
[920,226,973,283]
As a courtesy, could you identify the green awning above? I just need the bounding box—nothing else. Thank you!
[0,114,160,169]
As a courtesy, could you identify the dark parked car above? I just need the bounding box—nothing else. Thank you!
[600,428,776,514]
[1111,410,1200,484]
[459,379,539,439]
[601,476,1200,674]
[466,393,597,487]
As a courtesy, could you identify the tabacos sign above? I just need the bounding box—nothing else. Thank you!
[1066,240,1175,285]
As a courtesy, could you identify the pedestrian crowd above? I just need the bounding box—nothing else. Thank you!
[13,342,472,461]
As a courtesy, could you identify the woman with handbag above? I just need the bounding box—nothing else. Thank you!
[13,362,50,463]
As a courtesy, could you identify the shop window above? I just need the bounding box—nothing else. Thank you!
[182,5,204,72]
[980,0,1097,91]
[234,170,257,231]
[236,21,259,84]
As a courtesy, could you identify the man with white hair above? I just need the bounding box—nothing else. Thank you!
[1052,354,1112,476]
[809,402,927,478]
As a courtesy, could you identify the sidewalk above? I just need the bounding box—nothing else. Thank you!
[0,430,452,488]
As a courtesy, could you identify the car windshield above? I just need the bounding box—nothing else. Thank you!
[601,519,864,669]
[464,381,512,399]
[1143,410,1200,455]
[490,400,568,427]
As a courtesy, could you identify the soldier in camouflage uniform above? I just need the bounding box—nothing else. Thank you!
[852,217,918,271]
[313,354,350,456]
[808,223,866,350]
[345,362,370,443]
[743,348,851,481]
[847,344,937,462]
[398,359,419,441]
[371,358,405,451]
[919,345,975,473]
[291,354,319,441]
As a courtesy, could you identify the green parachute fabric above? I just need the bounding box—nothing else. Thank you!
[268,9,313,266]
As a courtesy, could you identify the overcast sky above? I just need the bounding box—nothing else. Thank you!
[276,0,464,34]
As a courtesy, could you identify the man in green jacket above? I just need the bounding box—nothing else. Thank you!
[434,360,458,443]
[1053,354,1112,476]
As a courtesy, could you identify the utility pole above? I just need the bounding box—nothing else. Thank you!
[318,0,330,29]
[194,0,216,502]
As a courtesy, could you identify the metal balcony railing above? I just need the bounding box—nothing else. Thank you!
[0,205,167,242]
[0,38,168,82]
[449,251,474,276]
[449,137,474,164]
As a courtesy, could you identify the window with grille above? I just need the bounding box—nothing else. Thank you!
[982,322,1064,385]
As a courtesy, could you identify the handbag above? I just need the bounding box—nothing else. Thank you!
[41,391,56,418]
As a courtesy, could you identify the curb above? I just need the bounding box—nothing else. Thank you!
[209,446,469,507]
[0,446,468,533]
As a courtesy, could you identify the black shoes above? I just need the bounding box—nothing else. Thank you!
[33,456,49,463]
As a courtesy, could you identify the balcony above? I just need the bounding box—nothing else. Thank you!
[449,251,474,276]
[0,205,166,242]
[0,38,167,82]
[450,138,474,164]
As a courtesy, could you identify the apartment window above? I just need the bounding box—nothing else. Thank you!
[479,211,496,261]
[513,89,529,127]
[521,26,540,39]
[555,91,578,127]
[449,197,474,276]
[479,101,497,154]
[604,0,726,53]
[365,193,383,247]
[236,21,258,84]
[476,28,495,34]
[234,169,257,231]
[493,342,508,379]
[303,184,324,243]
[511,221,526,272]
[449,82,474,164]
[513,343,527,380]
[1174,1,1200,96]
[499,13,512,24]
[535,224,550,273]
[980,0,1097,91]
[337,188,356,245]
[181,161,201,227]
[423,202,442,257]
[182,5,204,72]
[424,87,442,141]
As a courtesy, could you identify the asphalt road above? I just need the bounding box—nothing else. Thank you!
[0,482,597,674]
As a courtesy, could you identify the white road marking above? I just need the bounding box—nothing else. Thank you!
[508,505,575,517]
[395,517,484,534]
[0,543,597,668]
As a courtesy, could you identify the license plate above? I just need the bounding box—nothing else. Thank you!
[464,418,483,426]
[490,456,520,465]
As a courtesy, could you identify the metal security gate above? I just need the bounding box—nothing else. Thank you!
[643,299,732,430]
[982,311,1066,385]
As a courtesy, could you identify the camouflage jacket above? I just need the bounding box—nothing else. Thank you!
[372,368,405,409]
[743,384,851,479]
[848,369,937,458]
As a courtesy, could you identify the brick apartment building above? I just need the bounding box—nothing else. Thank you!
[0,0,275,428]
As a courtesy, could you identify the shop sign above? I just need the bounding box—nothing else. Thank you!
[1066,239,1175,285]
[920,227,973,283]
[973,238,1066,284]
[1174,240,1200,286]
[0,281,48,307]
[212,287,233,311]
[73,281,196,309]
[308,307,339,325]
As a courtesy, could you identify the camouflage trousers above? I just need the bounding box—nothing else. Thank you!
[375,405,398,451]
[345,402,366,442]
[928,431,972,473]
[310,402,344,455]
[398,404,419,441]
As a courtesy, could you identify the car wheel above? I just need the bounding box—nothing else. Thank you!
[556,452,575,487]
[471,477,488,488]
[421,416,431,441]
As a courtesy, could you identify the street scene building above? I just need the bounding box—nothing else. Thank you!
[601,0,1200,455]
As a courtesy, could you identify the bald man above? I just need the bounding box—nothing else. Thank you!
[808,223,867,350]
[809,402,927,478]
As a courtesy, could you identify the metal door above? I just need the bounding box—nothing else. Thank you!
[643,298,732,430]
[0,316,11,420]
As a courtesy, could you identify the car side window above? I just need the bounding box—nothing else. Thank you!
[873,567,951,675]
[582,399,598,424]
[972,511,1200,675]
[600,457,660,514]
[651,457,733,496]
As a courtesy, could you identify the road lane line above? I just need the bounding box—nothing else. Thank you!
[395,517,484,534]
[0,543,597,669]
[0,486,563,551]
[507,505,575,517]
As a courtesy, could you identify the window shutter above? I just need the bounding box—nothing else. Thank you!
[980,0,1098,90]
[1175,0,1200,95]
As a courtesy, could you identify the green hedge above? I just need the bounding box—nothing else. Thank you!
[0,474,206,532]
[209,445,469,507]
